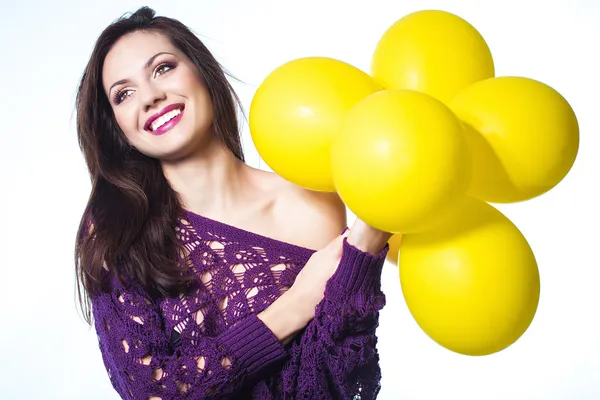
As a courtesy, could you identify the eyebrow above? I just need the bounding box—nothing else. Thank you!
[108,51,175,93]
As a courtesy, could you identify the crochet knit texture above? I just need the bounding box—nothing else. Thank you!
[91,209,389,399]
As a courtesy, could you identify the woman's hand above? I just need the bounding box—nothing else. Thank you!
[288,218,394,323]
[287,230,349,325]
[258,231,349,343]
[263,219,395,343]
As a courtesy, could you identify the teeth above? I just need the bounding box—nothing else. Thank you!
[150,108,182,131]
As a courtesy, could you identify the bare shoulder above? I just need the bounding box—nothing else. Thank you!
[270,174,347,250]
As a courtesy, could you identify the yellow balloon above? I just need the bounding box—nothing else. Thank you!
[371,10,494,106]
[399,197,540,356]
[249,57,382,191]
[331,89,471,233]
[386,233,403,265]
[450,76,580,203]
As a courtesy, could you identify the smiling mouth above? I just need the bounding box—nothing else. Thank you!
[144,103,185,133]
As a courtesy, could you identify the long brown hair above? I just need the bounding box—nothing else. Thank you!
[74,6,245,324]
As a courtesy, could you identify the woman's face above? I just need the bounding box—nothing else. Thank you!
[102,30,214,161]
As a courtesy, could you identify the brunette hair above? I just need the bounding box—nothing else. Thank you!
[74,6,244,324]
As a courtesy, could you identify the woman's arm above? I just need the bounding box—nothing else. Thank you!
[346,218,395,256]
[291,219,393,399]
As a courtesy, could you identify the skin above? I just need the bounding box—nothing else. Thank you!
[102,30,394,343]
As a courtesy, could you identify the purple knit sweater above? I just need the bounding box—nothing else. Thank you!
[91,209,388,399]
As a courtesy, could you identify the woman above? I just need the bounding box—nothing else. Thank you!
[75,6,393,399]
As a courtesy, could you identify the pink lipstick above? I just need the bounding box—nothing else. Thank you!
[144,103,185,136]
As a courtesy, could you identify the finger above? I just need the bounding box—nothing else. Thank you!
[336,228,350,246]
[333,229,349,252]
[323,230,347,252]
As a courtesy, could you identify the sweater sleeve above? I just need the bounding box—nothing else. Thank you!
[291,237,388,399]
[91,271,287,400]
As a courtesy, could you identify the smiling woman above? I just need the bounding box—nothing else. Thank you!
[101,31,218,161]
[74,6,392,400]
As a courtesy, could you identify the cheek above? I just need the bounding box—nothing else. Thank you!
[114,109,139,141]
[182,70,210,100]
[190,80,214,115]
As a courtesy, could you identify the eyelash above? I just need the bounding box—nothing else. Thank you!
[113,62,176,104]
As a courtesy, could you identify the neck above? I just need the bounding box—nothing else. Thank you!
[161,137,247,216]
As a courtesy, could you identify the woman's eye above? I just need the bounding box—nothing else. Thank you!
[155,63,175,77]
[114,89,132,104]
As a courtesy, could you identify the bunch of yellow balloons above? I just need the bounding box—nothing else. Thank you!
[249,10,579,356]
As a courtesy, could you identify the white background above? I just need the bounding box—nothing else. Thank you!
[0,0,598,399]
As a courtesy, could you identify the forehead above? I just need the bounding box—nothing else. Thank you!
[102,31,178,89]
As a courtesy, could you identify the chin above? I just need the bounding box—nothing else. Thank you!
[155,142,205,162]
[141,126,213,162]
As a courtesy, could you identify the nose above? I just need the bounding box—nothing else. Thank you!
[139,82,166,112]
